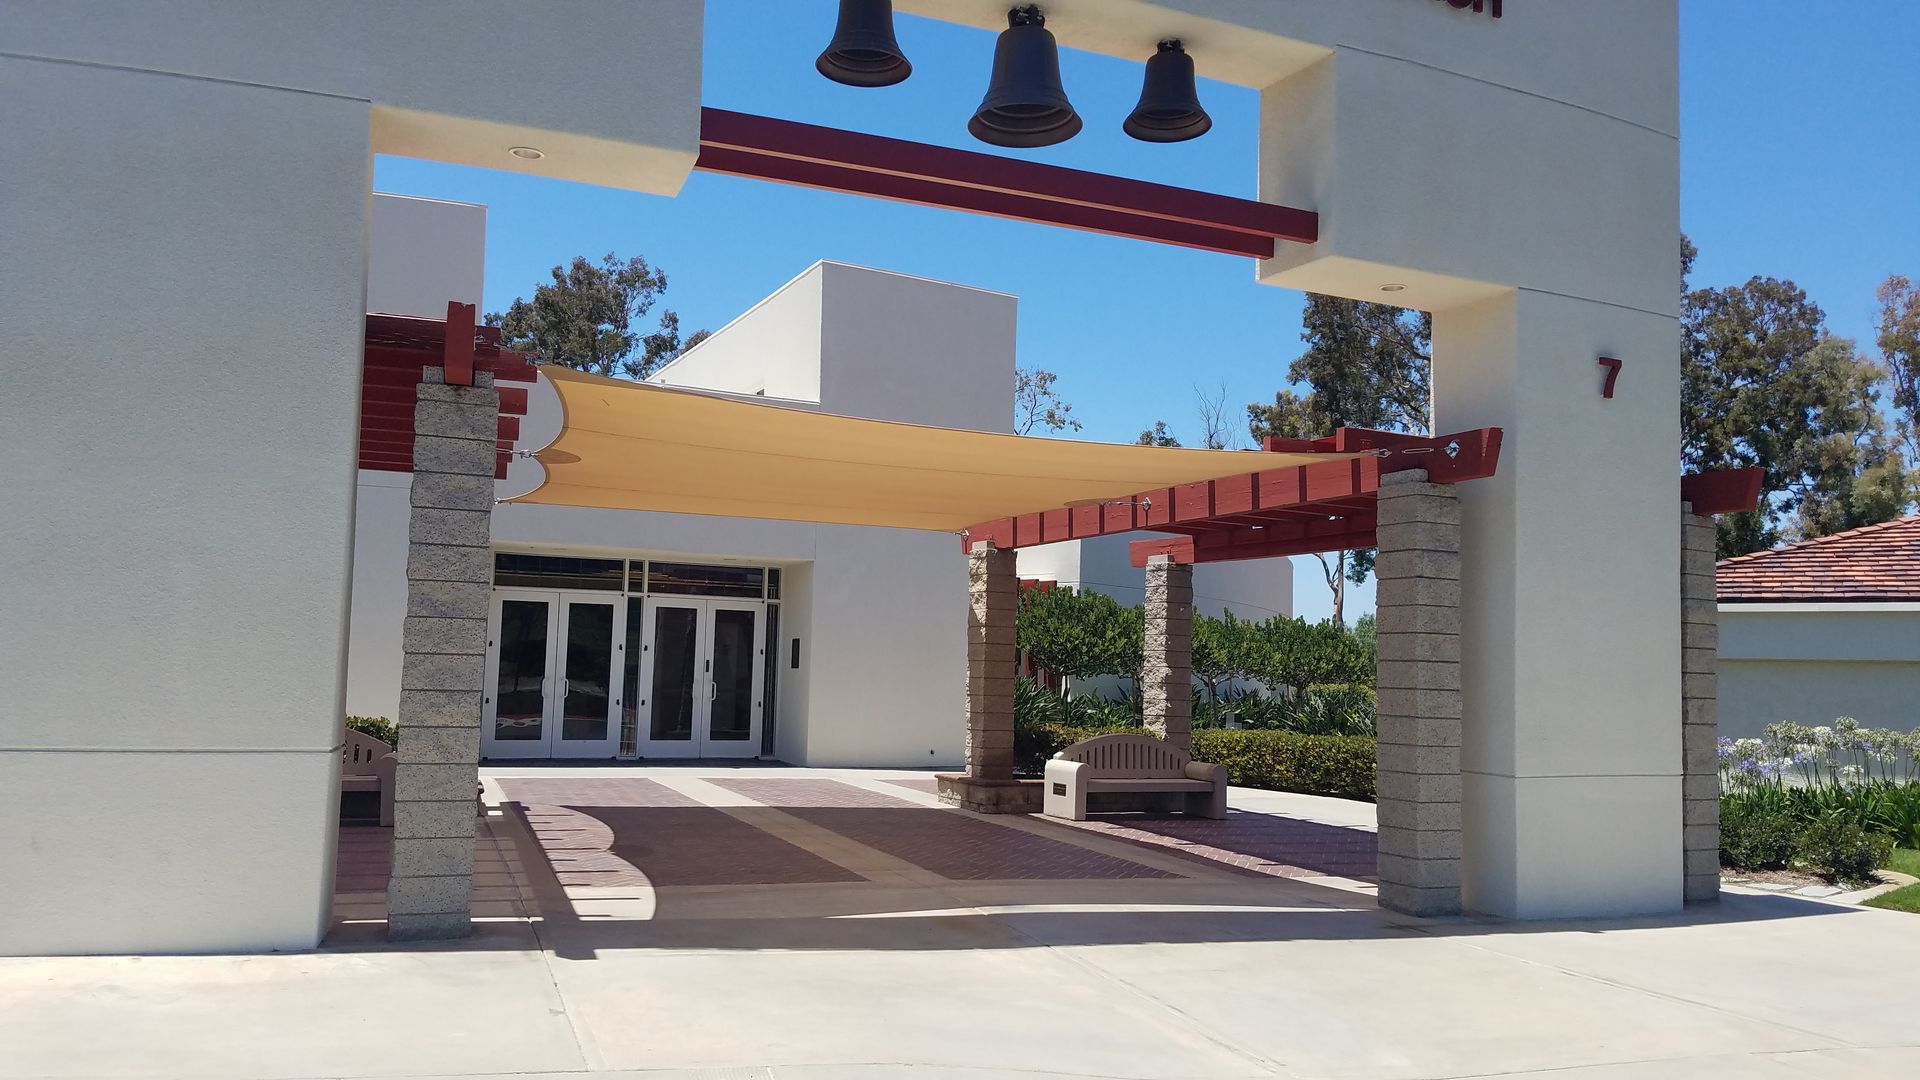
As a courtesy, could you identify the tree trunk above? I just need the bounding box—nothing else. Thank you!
[1314,550,1347,629]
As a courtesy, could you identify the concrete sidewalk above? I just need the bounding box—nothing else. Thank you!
[4,769,1919,1080]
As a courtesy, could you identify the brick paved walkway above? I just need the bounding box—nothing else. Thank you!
[709,777,1181,881]
[501,777,863,888]
[336,774,1379,930]
[330,819,530,931]
[1043,811,1378,880]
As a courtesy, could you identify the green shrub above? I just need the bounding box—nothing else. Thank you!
[1015,718,1141,776]
[1866,783,1920,850]
[1720,787,1800,870]
[1797,813,1894,887]
[346,715,398,748]
[1190,729,1376,800]
[1287,684,1378,736]
[1016,587,1143,683]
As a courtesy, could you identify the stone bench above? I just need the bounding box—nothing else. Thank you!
[1041,733,1227,821]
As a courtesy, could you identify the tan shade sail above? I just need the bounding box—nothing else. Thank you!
[513,367,1356,532]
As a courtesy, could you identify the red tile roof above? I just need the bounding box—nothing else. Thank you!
[1717,515,1920,603]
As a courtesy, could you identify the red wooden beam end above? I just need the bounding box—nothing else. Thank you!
[1681,467,1764,516]
[1267,427,1503,486]
[443,301,476,386]
[696,108,1317,259]
[1128,536,1197,568]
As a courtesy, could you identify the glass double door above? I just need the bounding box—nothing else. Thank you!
[635,598,765,759]
[482,590,619,760]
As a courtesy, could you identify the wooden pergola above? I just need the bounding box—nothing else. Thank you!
[961,426,1505,566]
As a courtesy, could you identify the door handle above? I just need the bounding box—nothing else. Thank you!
[710,679,717,702]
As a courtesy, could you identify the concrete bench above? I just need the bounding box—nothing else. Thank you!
[340,728,398,827]
[1042,733,1227,821]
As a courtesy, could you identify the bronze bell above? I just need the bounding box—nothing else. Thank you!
[1124,40,1212,143]
[969,6,1082,149]
[817,0,912,88]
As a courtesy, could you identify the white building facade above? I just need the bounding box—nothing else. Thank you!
[4,0,1685,953]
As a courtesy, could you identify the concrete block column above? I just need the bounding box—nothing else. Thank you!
[1142,556,1195,754]
[1681,505,1721,902]
[1374,469,1464,917]
[965,541,1019,782]
[387,369,498,941]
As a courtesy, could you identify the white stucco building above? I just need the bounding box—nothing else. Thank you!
[4,0,1692,953]
[1715,516,1920,741]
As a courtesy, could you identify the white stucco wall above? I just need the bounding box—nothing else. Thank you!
[0,53,370,956]
[649,269,827,403]
[1718,605,1920,741]
[366,195,487,319]
[345,194,489,722]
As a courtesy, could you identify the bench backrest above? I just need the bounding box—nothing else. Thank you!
[342,728,392,776]
[1054,733,1191,778]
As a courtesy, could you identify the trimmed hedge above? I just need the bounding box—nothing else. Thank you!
[1192,729,1376,801]
[1018,721,1376,801]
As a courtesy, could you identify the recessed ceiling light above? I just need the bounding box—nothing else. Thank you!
[508,146,545,161]
[1380,283,1407,293]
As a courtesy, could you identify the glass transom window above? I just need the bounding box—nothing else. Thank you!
[645,562,766,598]
[492,554,624,591]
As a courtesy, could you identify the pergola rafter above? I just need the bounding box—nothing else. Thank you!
[358,305,538,478]
[961,426,1506,565]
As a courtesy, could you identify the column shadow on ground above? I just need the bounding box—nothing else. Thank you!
[323,798,1863,959]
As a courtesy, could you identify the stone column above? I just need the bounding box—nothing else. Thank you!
[1142,556,1195,754]
[1374,469,1464,917]
[387,368,498,941]
[1682,504,1721,903]
[965,541,1018,782]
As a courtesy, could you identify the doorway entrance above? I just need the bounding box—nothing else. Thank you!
[482,590,620,760]
[480,554,781,761]
[635,598,766,759]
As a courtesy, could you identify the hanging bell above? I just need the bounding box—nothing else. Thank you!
[969,6,1082,148]
[1124,40,1212,143]
[817,0,912,88]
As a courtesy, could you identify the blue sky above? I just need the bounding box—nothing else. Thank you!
[374,0,1917,623]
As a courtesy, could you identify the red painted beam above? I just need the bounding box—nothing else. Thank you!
[1261,427,1503,486]
[959,455,1380,555]
[1129,537,1197,566]
[443,301,476,386]
[696,145,1277,259]
[698,108,1317,258]
[1681,467,1764,515]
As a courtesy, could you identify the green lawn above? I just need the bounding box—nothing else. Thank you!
[1864,847,1920,914]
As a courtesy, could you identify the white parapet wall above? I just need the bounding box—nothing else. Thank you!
[1718,605,1920,741]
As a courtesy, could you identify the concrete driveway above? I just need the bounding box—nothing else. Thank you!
[3,765,1918,1080]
